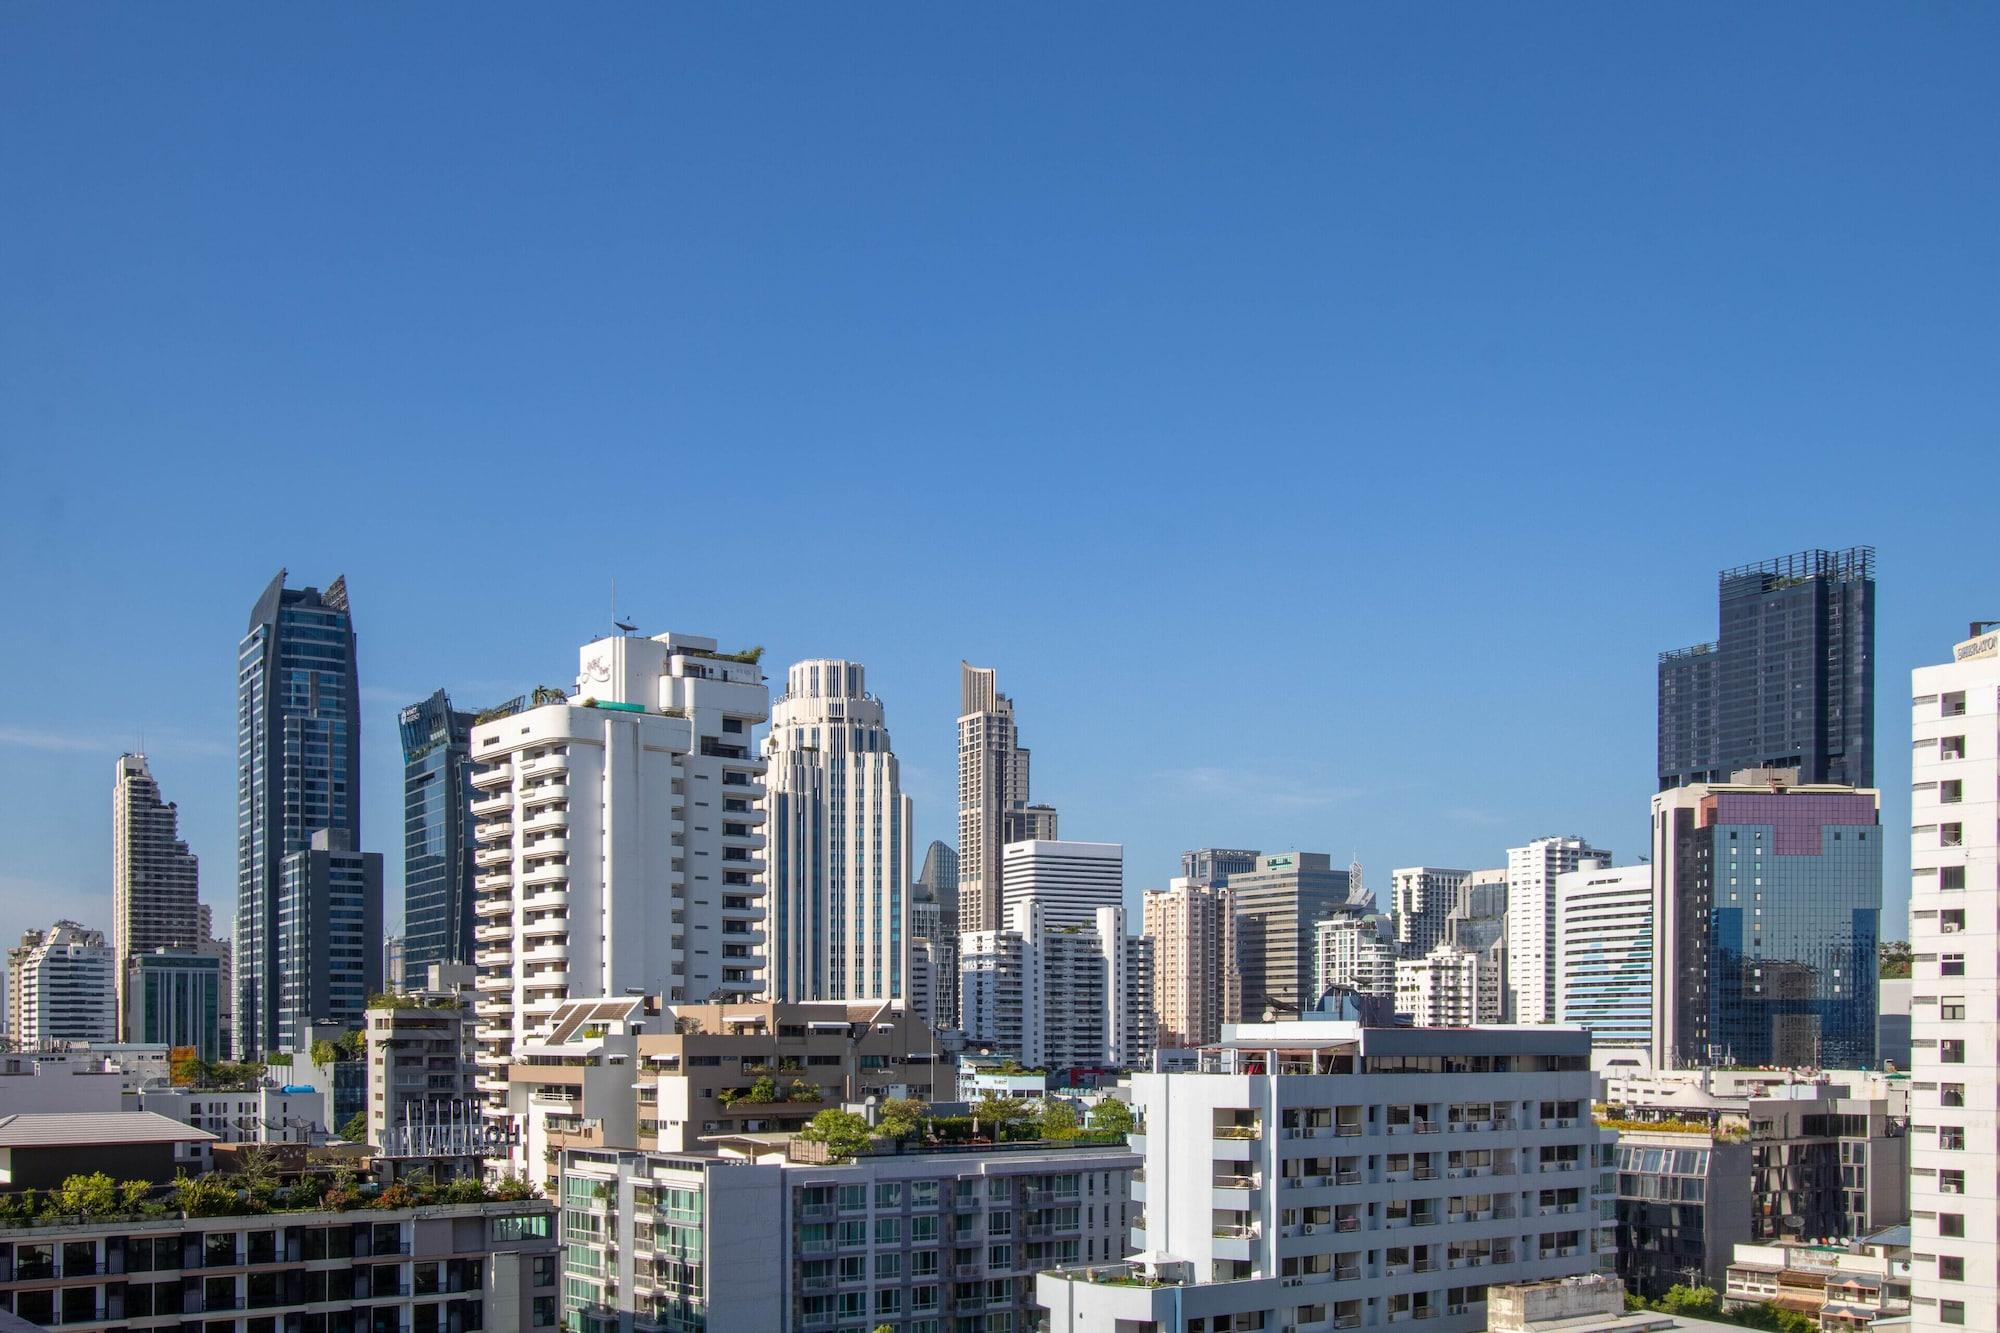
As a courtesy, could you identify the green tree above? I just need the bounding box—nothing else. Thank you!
[490,1174,537,1201]
[1657,1286,1722,1318]
[311,1039,339,1067]
[1037,1101,1080,1140]
[48,1172,119,1217]
[972,1095,1033,1127]
[173,1172,237,1218]
[1088,1099,1136,1136]
[786,1078,823,1103]
[1879,939,1912,979]
[746,1075,780,1104]
[877,1097,925,1140]
[338,1111,369,1144]
[798,1108,875,1160]
[441,1175,489,1205]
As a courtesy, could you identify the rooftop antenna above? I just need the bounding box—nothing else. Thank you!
[612,577,637,636]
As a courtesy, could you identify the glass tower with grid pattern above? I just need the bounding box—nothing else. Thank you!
[399,689,479,971]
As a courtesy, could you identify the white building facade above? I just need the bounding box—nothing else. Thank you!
[112,753,203,1041]
[1552,862,1652,1049]
[1394,944,1496,1027]
[1909,627,2000,1333]
[468,633,769,1113]
[1505,836,1611,1025]
[1314,913,1398,1000]
[1391,867,1470,959]
[959,900,1153,1071]
[764,658,913,1004]
[7,921,115,1049]
[1000,839,1121,929]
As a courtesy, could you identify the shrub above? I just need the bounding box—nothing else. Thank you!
[798,1109,874,1161]
[786,1078,823,1103]
[1088,1099,1135,1136]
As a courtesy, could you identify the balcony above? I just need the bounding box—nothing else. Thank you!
[471,792,513,817]
[476,820,514,844]
[475,872,512,894]
[475,948,513,968]
[475,847,512,868]
[471,764,513,789]
[523,863,569,887]
[523,915,568,939]
[521,782,569,807]
[475,974,512,993]
[474,922,513,943]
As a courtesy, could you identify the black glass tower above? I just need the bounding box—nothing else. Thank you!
[1658,547,1875,791]
[399,690,479,973]
[236,570,362,1058]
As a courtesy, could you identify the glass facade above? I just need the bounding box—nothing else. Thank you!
[400,690,478,971]
[236,571,361,1058]
[1667,791,1881,1068]
[133,952,222,1060]
[1658,546,1875,791]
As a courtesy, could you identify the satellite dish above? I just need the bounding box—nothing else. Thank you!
[1784,1215,1805,1231]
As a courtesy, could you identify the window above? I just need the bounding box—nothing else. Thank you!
[1940,1255,1965,1281]
[1941,1040,1966,1064]
[1942,1300,1966,1325]
[1940,1214,1965,1238]
[1942,1084,1966,1108]
[1942,952,1967,975]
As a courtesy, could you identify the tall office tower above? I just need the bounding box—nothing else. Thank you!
[469,632,769,1111]
[7,921,116,1048]
[1314,912,1398,1001]
[919,841,959,909]
[1390,866,1470,958]
[1228,852,1356,1020]
[764,659,913,1003]
[907,883,945,1029]
[273,829,383,1050]
[1650,769,1881,1070]
[128,948,224,1059]
[1909,625,2000,1333]
[1552,861,1652,1049]
[112,753,202,1040]
[1180,847,1259,889]
[1100,904,1156,1071]
[382,934,406,991]
[236,570,359,1059]
[1000,839,1121,929]
[1142,877,1239,1049]
[1504,836,1610,1025]
[1446,870,1508,1012]
[916,840,960,1026]
[399,689,479,971]
[956,663,1056,933]
[1658,546,1875,791]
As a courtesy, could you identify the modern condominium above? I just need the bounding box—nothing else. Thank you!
[1908,625,2000,1333]
[1504,836,1610,1025]
[7,921,116,1048]
[765,659,913,1003]
[1315,913,1398,1000]
[960,901,1153,1071]
[1394,943,1498,1027]
[1038,1018,1614,1331]
[1390,867,1469,959]
[236,570,360,1059]
[111,754,202,1041]
[468,632,769,1111]
[1650,769,1881,1070]
[274,829,384,1050]
[399,689,480,971]
[956,662,1056,934]
[1658,545,1875,791]
[1142,876,1239,1049]
[1000,839,1121,930]
[1230,853,1358,1020]
[1552,861,1651,1049]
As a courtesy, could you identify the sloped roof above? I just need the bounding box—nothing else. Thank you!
[0,1111,216,1147]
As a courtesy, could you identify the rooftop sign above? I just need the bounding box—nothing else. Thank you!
[1955,632,1999,662]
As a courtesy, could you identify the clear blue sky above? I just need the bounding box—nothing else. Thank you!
[3,6,1994,953]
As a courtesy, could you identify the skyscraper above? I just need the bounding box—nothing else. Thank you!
[469,632,769,1111]
[276,829,384,1051]
[112,753,202,1039]
[1908,624,2000,1333]
[912,841,960,1028]
[1389,866,1469,959]
[1227,852,1355,1019]
[1504,835,1611,1024]
[236,571,360,1058]
[7,921,116,1048]
[764,658,913,1003]
[1141,877,1238,1049]
[956,663,1055,933]
[1651,769,1881,1070]
[1000,839,1122,930]
[1553,861,1652,1049]
[400,690,479,971]
[1658,546,1875,791]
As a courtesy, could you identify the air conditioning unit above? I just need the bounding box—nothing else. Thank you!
[1302,1223,1318,1234]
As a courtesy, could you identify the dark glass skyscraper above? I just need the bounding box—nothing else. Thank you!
[399,690,479,971]
[1658,547,1875,791]
[236,570,362,1058]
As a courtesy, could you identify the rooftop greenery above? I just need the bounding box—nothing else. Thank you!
[0,1163,540,1229]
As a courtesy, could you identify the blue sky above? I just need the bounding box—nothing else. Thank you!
[3,6,1994,951]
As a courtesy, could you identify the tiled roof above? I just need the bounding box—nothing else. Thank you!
[0,1111,216,1147]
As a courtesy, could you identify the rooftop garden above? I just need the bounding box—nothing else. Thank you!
[795,1095,1135,1162]
[366,992,465,1011]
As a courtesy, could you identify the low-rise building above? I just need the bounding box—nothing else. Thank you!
[1724,1228,1912,1327]
[1037,1017,1615,1332]
[364,967,479,1150]
[0,1112,214,1189]
[127,1085,327,1145]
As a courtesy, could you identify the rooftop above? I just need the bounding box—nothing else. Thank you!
[0,1112,215,1148]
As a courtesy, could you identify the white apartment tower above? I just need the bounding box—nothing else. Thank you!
[956,662,1056,934]
[468,632,769,1112]
[1505,836,1610,1024]
[763,659,913,1004]
[1142,877,1239,1049]
[1001,838,1121,929]
[1552,861,1652,1049]
[1391,867,1470,959]
[960,899,1152,1070]
[1314,913,1398,1000]
[1395,943,1497,1027]
[1909,626,2000,1333]
[7,921,116,1048]
[112,754,203,1039]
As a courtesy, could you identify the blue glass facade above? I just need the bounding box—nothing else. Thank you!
[132,950,223,1060]
[1667,790,1881,1068]
[400,690,478,972]
[236,571,362,1058]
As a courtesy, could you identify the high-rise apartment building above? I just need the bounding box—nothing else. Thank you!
[1504,836,1611,1025]
[468,632,769,1112]
[7,921,116,1048]
[959,900,1152,1070]
[955,663,1055,933]
[1391,866,1470,959]
[1908,625,2000,1333]
[1039,1018,1614,1330]
[236,571,360,1059]
[1314,912,1398,1001]
[112,754,202,1041]
[274,829,384,1050]
[1142,876,1239,1049]
[765,659,913,1003]
[1552,862,1652,1049]
[399,689,479,971]
[1181,847,1260,889]
[1658,546,1875,791]
[1000,838,1121,930]
[1230,852,1357,1020]
[1651,770,1881,1070]
[1395,942,1500,1026]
